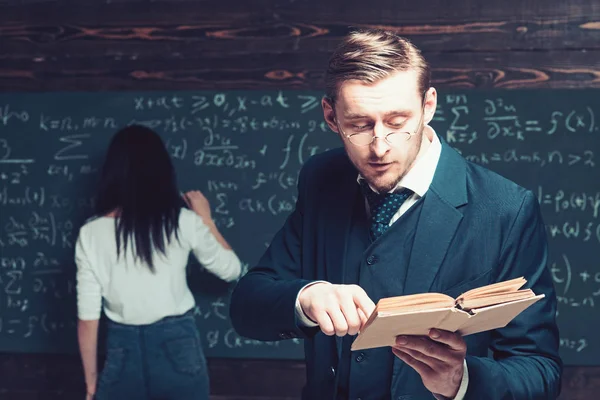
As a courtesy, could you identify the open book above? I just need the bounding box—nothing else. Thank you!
[351,277,544,351]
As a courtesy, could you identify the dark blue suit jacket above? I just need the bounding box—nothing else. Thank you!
[231,138,562,399]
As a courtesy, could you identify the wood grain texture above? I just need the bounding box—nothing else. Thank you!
[1,22,599,64]
[1,11,599,56]
[1,0,600,65]
[1,1,598,91]
[0,49,598,91]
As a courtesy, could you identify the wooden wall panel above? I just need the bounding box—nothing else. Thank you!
[0,0,599,91]
[0,49,598,91]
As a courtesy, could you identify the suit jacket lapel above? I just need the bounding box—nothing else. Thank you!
[404,138,468,295]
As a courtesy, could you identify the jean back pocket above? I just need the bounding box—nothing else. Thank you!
[163,336,206,376]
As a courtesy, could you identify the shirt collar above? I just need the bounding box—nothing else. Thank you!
[357,126,442,197]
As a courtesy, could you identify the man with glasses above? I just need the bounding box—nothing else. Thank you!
[231,28,561,400]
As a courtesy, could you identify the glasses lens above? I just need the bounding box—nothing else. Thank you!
[348,134,373,146]
[386,132,411,145]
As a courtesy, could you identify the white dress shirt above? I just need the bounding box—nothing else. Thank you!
[75,208,241,325]
[294,129,469,399]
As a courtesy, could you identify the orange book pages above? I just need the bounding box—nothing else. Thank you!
[457,294,545,336]
[458,289,534,311]
[377,292,454,313]
[457,277,526,301]
[351,308,452,351]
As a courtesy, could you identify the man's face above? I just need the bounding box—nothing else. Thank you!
[323,70,437,193]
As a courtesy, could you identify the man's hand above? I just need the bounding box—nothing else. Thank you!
[392,329,466,399]
[298,283,375,336]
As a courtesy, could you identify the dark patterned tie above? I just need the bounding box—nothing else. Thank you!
[359,181,413,240]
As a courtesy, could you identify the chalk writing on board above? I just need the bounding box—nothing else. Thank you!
[0,186,45,207]
[537,187,600,217]
[457,149,595,167]
[0,105,29,126]
[545,221,600,243]
[0,90,598,364]
[550,254,599,316]
[54,135,91,161]
[560,337,588,352]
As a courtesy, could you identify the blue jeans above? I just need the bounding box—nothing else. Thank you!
[95,309,209,400]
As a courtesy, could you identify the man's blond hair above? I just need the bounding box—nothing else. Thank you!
[325,29,431,103]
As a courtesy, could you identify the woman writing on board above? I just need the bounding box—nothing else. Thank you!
[75,125,241,400]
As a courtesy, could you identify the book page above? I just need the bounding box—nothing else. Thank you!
[457,276,527,301]
[458,289,534,310]
[378,292,454,313]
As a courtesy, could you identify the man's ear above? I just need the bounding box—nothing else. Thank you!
[322,97,339,133]
[423,87,438,125]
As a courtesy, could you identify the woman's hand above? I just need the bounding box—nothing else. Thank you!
[183,190,212,222]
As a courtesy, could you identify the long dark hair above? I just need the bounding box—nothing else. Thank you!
[95,125,181,271]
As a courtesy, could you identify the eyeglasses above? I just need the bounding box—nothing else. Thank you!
[334,93,427,147]
[341,128,415,146]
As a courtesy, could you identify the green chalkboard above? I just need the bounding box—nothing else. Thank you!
[0,89,598,364]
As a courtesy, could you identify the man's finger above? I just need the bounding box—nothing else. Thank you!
[312,310,335,335]
[326,307,349,337]
[395,336,456,363]
[392,347,432,377]
[339,296,362,335]
[392,345,444,370]
[352,288,375,319]
[357,308,369,327]
[428,329,466,352]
